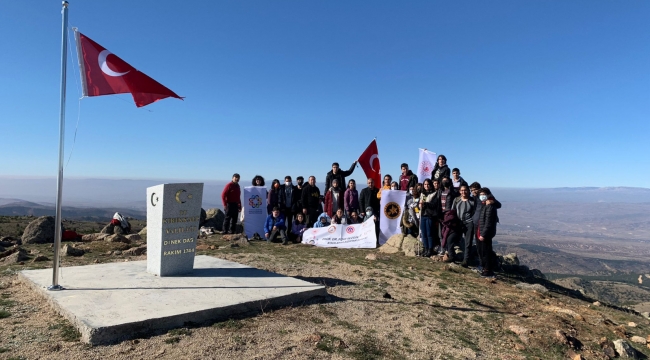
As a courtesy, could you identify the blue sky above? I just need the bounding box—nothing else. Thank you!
[1,1,648,188]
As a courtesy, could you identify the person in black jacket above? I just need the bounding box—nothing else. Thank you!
[476,187,499,277]
[359,178,380,219]
[431,155,450,183]
[301,176,321,228]
[470,182,501,271]
[325,161,357,191]
[279,176,300,232]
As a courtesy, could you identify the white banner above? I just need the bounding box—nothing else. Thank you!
[301,217,377,248]
[243,186,267,239]
[379,190,406,244]
[417,149,437,183]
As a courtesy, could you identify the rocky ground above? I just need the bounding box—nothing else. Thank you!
[0,216,649,359]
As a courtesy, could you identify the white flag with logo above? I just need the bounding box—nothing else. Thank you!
[417,149,437,183]
[243,186,268,239]
[379,190,407,245]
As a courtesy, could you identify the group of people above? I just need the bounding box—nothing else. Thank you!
[220,154,501,278]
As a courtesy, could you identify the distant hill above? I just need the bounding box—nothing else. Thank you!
[0,201,146,220]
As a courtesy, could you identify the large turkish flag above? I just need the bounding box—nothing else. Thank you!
[358,139,381,187]
[75,30,182,107]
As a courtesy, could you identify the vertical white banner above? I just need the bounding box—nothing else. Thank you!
[379,190,407,244]
[243,186,267,239]
[417,149,437,183]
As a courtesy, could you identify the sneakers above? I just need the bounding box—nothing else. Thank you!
[480,270,495,278]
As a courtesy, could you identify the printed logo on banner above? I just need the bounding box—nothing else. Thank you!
[248,195,263,208]
[346,226,355,234]
[328,225,337,233]
[384,202,401,220]
[419,160,433,175]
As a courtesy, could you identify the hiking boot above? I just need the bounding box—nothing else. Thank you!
[460,261,469,268]
[281,238,288,245]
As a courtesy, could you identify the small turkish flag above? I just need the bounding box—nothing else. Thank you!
[358,139,381,187]
[74,30,183,107]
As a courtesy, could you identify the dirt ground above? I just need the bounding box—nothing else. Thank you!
[0,232,649,360]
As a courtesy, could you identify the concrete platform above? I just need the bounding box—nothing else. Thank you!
[19,255,327,345]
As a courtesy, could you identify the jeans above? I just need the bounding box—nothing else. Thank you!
[421,217,435,249]
[477,236,495,273]
[267,228,287,242]
[463,222,476,263]
[223,203,239,234]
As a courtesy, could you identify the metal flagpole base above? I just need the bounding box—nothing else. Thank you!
[47,285,64,291]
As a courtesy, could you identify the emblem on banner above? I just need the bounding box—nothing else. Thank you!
[419,160,433,176]
[345,226,355,234]
[384,202,401,220]
[248,195,263,208]
[327,225,337,233]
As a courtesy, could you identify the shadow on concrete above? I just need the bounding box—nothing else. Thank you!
[294,276,356,287]
[64,285,322,291]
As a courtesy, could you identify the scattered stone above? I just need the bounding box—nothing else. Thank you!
[613,325,628,339]
[123,246,147,256]
[555,330,568,344]
[543,306,584,321]
[641,312,650,320]
[502,253,520,266]
[0,236,21,246]
[628,322,636,327]
[514,343,526,351]
[125,234,142,241]
[21,216,56,244]
[113,250,122,256]
[82,233,109,242]
[378,234,404,254]
[138,227,147,236]
[613,339,638,359]
[602,346,616,359]
[203,208,225,231]
[516,313,527,318]
[2,248,30,263]
[62,244,85,257]
[515,282,548,293]
[105,234,130,244]
[196,244,209,251]
[509,325,532,336]
[383,292,392,299]
[567,349,582,360]
[100,224,115,235]
[630,336,646,345]
[401,235,423,257]
[209,245,215,250]
[222,234,246,242]
[593,301,601,306]
[306,333,321,343]
[365,253,377,260]
[32,255,50,262]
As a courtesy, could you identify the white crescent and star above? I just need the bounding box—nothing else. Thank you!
[98,50,129,77]
[369,154,379,172]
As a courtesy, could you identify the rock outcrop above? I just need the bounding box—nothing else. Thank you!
[21,216,55,244]
[379,234,423,257]
[203,208,225,231]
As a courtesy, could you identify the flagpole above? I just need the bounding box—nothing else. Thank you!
[49,0,69,291]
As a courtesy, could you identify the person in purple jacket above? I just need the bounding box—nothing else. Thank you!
[344,179,360,216]
[290,213,307,243]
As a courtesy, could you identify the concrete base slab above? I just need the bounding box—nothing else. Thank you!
[19,255,326,345]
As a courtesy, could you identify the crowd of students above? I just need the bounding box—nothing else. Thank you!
[220,154,501,278]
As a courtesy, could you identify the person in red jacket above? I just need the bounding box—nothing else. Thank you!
[221,173,241,234]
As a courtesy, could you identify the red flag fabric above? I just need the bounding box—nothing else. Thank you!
[358,139,381,187]
[74,30,182,107]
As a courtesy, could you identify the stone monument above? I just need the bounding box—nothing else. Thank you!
[146,183,203,276]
